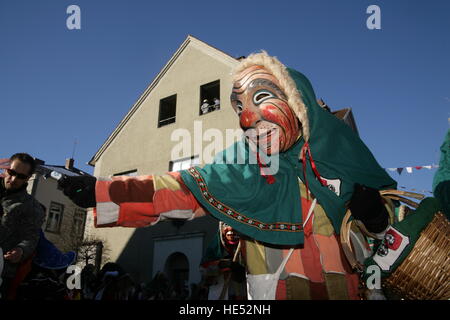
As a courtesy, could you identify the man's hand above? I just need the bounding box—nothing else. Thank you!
[348,183,389,233]
[4,247,23,264]
[58,175,97,208]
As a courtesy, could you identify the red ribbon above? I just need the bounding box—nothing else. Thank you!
[301,142,327,198]
[256,152,275,184]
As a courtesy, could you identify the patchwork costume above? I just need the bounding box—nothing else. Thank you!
[71,53,399,299]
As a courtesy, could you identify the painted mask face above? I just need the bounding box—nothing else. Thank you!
[222,225,239,245]
[231,65,300,155]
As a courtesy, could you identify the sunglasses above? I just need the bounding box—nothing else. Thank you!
[6,168,30,180]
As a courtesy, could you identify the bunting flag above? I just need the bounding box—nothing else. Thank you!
[384,164,439,175]
[383,164,439,194]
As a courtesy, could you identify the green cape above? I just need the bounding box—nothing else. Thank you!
[432,129,450,218]
[181,68,396,245]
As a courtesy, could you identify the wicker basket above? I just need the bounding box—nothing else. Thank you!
[340,189,450,300]
[383,211,450,300]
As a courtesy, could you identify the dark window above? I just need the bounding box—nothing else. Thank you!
[158,94,177,127]
[113,169,137,176]
[169,155,200,171]
[45,201,64,234]
[199,80,220,115]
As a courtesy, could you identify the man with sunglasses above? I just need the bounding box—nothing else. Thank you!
[0,153,45,299]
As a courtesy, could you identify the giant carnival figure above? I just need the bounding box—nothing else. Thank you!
[59,52,449,300]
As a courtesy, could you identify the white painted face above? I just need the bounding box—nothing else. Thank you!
[231,65,300,155]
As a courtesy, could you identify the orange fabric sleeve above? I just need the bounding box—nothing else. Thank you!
[94,173,206,228]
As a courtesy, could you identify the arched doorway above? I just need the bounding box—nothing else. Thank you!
[164,252,189,298]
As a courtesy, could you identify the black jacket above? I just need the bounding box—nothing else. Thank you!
[0,178,45,278]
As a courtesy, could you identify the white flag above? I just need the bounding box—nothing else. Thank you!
[406,167,413,173]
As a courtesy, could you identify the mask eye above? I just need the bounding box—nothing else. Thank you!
[235,101,243,116]
[253,90,275,105]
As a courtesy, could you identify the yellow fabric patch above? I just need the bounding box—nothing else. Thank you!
[286,276,311,300]
[324,273,349,300]
[312,204,335,236]
[153,174,182,192]
[245,240,268,275]
[298,180,334,236]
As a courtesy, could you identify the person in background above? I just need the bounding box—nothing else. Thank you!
[213,97,220,111]
[0,153,45,299]
[201,99,210,114]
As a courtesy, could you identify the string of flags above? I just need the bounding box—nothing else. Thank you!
[384,164,439,194]
[384,164,439,175]
[398,186,434,195]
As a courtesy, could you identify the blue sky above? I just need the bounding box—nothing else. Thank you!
[1,0,448,195]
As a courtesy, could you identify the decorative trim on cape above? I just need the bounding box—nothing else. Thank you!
[187,167,304,233]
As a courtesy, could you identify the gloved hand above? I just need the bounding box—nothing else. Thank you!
[58,175,97,208]
[348,183,389,233]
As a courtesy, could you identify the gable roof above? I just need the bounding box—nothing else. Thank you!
[332,108,359,135]
[88,35,239,166]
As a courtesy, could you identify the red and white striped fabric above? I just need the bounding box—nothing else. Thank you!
[93,172,206,228]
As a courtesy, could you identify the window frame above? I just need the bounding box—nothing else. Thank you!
[71,208,86,238]
[113,169,138,176]
[199,80,220,116]
[169,155,200,172]
[45,201,65,234]
[158,94,177,127]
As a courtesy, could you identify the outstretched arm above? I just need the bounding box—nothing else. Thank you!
[59,172,206,228]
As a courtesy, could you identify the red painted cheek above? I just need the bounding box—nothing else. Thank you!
[260,103,299,150]
[261,105,291,131]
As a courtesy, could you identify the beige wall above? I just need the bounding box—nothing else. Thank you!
[87,40,242,279]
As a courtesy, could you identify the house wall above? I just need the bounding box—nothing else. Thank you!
[29,174,86,251]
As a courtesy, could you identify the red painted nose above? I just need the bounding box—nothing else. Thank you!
[240,109,261,129]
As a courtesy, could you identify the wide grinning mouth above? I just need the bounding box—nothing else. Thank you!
[246,128,278,145]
